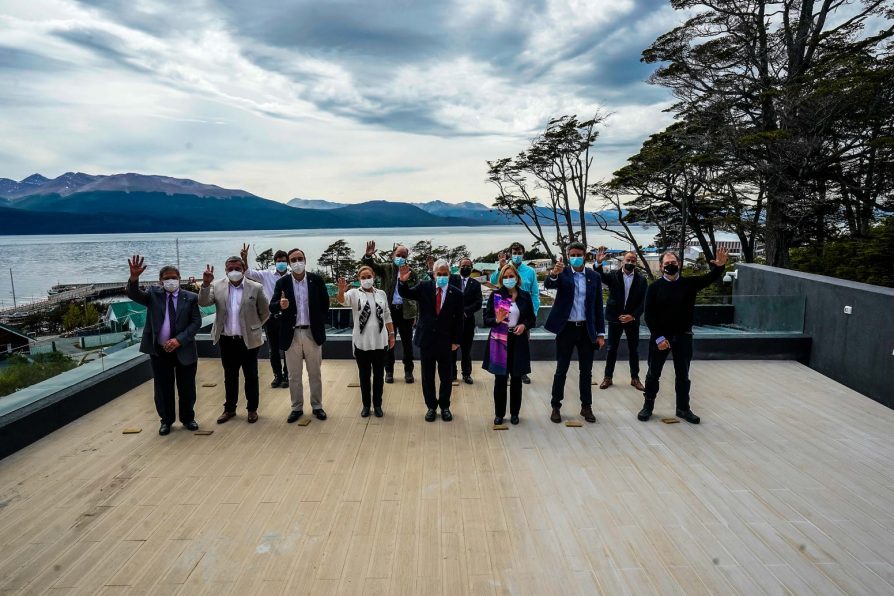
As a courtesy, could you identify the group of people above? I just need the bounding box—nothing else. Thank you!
[126,238,729,436]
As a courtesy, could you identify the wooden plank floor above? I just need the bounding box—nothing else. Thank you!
[1,359,893,595]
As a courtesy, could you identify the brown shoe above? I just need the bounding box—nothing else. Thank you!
[550,408,561,423]
[580,405,596,423]
[599,377,613,390]
[247,411,259,424]
[631,378,645,391]
[216,411,236,424]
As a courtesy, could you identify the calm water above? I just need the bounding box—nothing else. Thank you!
[0,225,682,306]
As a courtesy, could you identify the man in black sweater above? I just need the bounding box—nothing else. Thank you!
[640,247,729,424]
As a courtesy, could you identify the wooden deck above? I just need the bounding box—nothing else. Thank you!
[0,360,892,595]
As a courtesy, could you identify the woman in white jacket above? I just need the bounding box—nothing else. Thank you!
[337,266,396,417]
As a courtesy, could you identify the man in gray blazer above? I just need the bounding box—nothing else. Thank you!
[127,255,202,436]
[199,256,270,424]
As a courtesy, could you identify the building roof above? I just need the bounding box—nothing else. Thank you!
[0,323,33,341]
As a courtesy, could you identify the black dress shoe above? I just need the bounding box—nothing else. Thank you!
[425,408,436,422]
[374,406,384,417]
[463,375,473,384]
[676,409,701,424]
[287,410,303,423]
[271,375,282,388]
[159,423,171,436]
[280,378,289,388]
[184,420,199,431]
[494,416,504,425]
[404,373,415,384]
[522,374,531,385]
[637,399,654,422]
[510,415,519,425]
[581,405,596,423]
[550,408,561,423]
[441,409,453,422]
[385,372,394,384]
[361,406,371,418]
[313,409,327,420]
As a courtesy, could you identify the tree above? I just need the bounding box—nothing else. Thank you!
[317,239,356,281]
[62,304,83,331]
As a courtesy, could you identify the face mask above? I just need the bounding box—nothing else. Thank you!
[503,278,517,289]
[275,262,288,273]
[435,275,449,288]
[227,270,244,283]
[162,279,179,293]
[393,257,406,267]
[569,256,585,268]
[511,254,523,265]
[360,278,374,290]
[290,261,306,274]
[624,262,635,273]
[460,266,472,278]
[663,263,679,276]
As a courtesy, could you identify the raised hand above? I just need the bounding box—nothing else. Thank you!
[128,254,146,280]
[202,264,214,286]
[365,240,376,257]
[595,246,607,264]
[711,247,729,267]
[240,243,250,266]
[550,256,565,277]
[337,277,348,293]
[398,264,411,282]
[279,290,289,310]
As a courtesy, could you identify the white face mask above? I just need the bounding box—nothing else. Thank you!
[290,261,306,274]
[360,278,374,290]
[162,279,179,293]
[227,270,244,283]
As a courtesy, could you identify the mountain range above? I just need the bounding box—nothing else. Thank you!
[0,172,618,235]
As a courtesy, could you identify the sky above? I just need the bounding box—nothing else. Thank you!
[0,0,681,204]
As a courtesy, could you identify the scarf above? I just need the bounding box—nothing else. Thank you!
[486,293,510,376]
[358,292,384,334]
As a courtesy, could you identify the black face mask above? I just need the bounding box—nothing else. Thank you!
[460,267,472,278]
[663,263,679,276]
[623,262,635,273]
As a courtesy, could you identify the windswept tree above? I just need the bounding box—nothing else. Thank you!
[318,239,356,281]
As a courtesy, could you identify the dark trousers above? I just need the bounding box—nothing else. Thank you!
[219,335,260,413]
[355,348,386,408]
[494,334,523,417]
[150,349,197,425]
[420,346,454,410]
[604,320,641,378]
[265,318,288,377]
[644,334,693,410]
[453,316,476,378]
[551,323,596,409]
[386,305,415,375]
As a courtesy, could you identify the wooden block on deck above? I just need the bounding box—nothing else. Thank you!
[194,430,214,435]
[122,427,142,434]
[297,418,312,427]
[347,381,360,387]
[565,421,583,428]
[661,418,680,424]
[201,382,217,387]
[492,424,508,431]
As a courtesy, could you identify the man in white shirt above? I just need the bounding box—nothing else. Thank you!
[241,244,291,388]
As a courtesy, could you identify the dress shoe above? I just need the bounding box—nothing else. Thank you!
[271,375,282,388]
[581,405,596,423]
[374,406,384,417]
[217,411,236,424]
[184,420,199,431]
[280,378,289,388]
[463,375,473,384]
[494,416,504,425]
[550,408,561,423]
[522,374,531,385]
[313,409,327,421]
[676,409,701,424]
[510,415,519,425]
[361,406,371,418]
[287,410,303,423]
[631,377,645,391]
[404,373,415,384]
[425,408,437,422]
[385,372,394,384]
[599,377,613,390]
[441,409,453,422]
[247,411,259,424]
[159,423,171,436]
[637,398,654,422]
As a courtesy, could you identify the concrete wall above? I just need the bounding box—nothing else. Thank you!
[736,264,894,408]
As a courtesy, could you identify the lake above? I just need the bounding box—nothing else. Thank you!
[0,224,707,305]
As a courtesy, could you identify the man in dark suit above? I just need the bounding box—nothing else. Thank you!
[453,257,483,384]
[543,242,606,423]
[268,248,331,423]
[593,248,647,391]
[397,259,463,421]
[126,255,202,436]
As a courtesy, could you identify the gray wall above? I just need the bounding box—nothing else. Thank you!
[736,264,894,408]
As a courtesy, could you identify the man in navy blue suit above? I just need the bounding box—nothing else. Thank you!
[398,259,464,422]
[543,242,606,423]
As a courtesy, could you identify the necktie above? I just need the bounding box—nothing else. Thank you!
[436,288,442,315]
[167,294,176,344]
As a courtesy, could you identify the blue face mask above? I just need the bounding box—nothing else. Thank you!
[511,254,523,265]
[275,262,288,273]
[435,275,449,288]
[569,256,585,268]
[393,257,406,267]
[503,278,517,289]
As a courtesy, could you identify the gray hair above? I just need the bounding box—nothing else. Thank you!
[660,250,680,265]
[158,265,180,279]
[225,256,244,268]
[433,258,450,273]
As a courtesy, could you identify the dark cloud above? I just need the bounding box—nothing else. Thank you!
[51,27,152,74]
[0,46,69,71]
